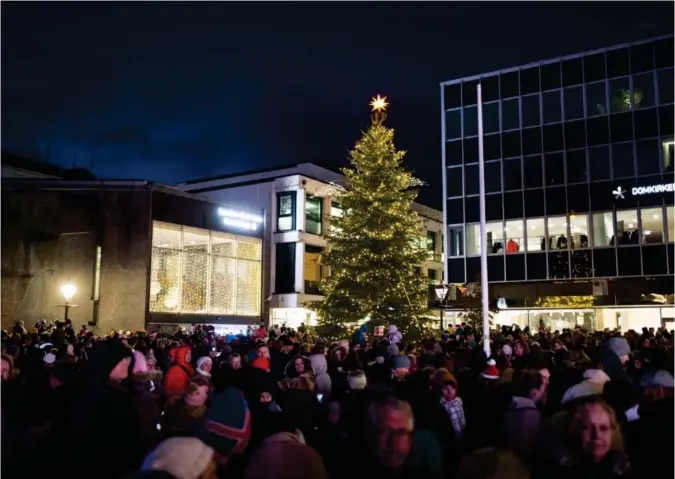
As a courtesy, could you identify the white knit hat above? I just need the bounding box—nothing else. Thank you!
[142,437,214,479]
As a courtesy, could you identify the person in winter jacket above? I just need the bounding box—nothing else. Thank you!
[388,325,403,345]
[161,376,210,438]
[164,345,194,399]
[309,353,332,400]
[352,324,368,348]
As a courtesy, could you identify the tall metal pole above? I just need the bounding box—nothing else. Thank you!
[477,84,491,358]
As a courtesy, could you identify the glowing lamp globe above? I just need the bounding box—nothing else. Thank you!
[61,282,77,302]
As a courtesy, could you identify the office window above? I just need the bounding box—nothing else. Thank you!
[463,79,479,106]
[658,68,674,105]
[569,214,590,248]
[564,86,584,120]
[584,53,606,82]
[541,63,561,90]
[520,67,540,95]
[548,216,569,250]
[447,198,464,224]
[277,192,296,232]
[661,105,674,137]
[543,124,564,152]
[483,102,500,134]
[655,37,674,69]
[634,108,659,140]
[667,206,674,242]
[446,139,463,167]
[641,207,665,244]
[448,226,464,257]
[545,152,565,186]
[502,131,521,158]
[274,243,296,294]
[447,166,463,197]
[566,149,588,183]
[482,75,500,102]
[610,77,631,113]
[542,90,562,123]
[525,189,545,217]
[615,209,639,245]
[427,231,437,258]
[586,81,608,117]
[500,71,519,99]
[526,218,546,252]
[630,41,654,74]
[503,158,522,190]
[522,127,542,156]
[462,138,478,164]
[592,212,614,247]
[484,134,501,161]
[522,95,541,127]
[523,155,543,188]
[305,196,323,235]
[636,139,661,176]
[464,106,478,137]
[504,219,524,253]
[502,98,520,131]
[632,72,655,109]
[465,164,478,195]
[587,116,610,146]
[606,48,630,78]
[304,245,323,295]
[485,161,502,193]
[466,222,504,256]
[562,58,584,87]
[588,145,612,181]
[444,84,462,110]
[446,110,462,139]
[330,201,343,218]
[610,112,634,143]
[612,142,635,179]
[565,120,586,149]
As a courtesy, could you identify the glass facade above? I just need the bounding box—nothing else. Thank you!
[442,36,675,284]
[150,221,262,316]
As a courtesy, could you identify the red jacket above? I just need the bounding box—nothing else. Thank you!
[164,345,194,399]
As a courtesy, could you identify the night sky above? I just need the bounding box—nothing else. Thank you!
[3,2,673,208]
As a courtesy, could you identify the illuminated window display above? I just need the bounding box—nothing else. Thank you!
[150,221,262,316]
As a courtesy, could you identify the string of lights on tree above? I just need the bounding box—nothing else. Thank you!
[308,95,432,339]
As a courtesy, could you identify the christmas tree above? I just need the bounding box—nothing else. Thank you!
[310,96,431,339]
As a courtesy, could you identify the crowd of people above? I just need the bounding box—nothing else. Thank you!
[1,318,673,479]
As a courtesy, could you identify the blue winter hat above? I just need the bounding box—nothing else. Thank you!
[391,354,411,370]
[195,388,251,459]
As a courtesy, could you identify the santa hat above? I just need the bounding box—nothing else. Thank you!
[481,359,500,380]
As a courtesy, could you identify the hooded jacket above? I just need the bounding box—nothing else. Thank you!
[164,346,194,399]
[309,354,332,398]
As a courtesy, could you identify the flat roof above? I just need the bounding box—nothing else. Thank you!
[440,34,673,87]
[181,162,312,185]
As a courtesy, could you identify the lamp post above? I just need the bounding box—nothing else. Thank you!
[59,281,77,321]
[434,284,449,332]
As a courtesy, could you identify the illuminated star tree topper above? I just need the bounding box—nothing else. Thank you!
[369,94,388,124]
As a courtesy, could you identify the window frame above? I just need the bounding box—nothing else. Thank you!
[276,191,297,232]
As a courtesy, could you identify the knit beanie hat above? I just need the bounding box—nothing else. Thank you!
[142,437,214,479]
[391,354,411,370]
[387,343,400,357]
[250,356,270,371]
[196,388,252,459]
[480,359,500,380]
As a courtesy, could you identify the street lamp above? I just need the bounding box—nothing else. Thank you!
[59,281,78,321]
[434,284,449,332]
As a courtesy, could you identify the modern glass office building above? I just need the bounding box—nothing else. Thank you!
[440,35,674,329]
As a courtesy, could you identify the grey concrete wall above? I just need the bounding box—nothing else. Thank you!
[1,188,151,334]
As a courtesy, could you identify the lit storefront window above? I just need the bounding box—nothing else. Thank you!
[150,221,262,316]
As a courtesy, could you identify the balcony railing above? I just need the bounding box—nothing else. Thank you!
[427,252,443,262]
